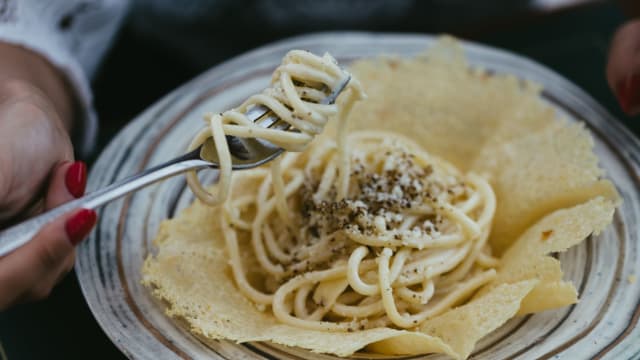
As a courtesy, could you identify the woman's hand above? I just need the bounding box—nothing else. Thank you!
[0,44,96,310]
[607,19,640,116]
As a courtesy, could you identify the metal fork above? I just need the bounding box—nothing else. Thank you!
[0,76,351,256]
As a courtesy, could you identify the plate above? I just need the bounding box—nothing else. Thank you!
[76,32,640,359]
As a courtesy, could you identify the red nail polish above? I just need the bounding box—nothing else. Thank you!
[628,74,640,115]
[617,81,630,113]
[65,161,87,198]
[65,209,97,246]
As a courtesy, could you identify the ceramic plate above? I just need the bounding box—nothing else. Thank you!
[76,32,640,359]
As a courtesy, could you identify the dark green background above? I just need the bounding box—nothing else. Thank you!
[0,2,635,359]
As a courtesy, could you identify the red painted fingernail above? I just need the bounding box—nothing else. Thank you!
[617,81,630,113]
[628,74,640,115]
[65,209,97,246]
[65,161,87,198]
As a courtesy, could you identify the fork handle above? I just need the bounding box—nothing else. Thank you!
[0,159,213,257]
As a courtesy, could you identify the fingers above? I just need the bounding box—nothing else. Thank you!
[0,208,96,310]
[607,20,640,116]
[44,159,87,283]
[0,160,90,310]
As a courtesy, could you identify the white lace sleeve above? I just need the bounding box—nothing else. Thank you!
[0,0,130,156]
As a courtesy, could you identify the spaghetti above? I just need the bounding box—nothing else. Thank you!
[221,130,498,330]
[187,49,498,331]
[186,50,363,206]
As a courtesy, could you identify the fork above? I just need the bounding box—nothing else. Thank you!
[0,76,351,256]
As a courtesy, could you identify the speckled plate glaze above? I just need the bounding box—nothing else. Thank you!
[76,32,640,360]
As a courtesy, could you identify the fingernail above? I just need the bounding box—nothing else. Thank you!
[65,209,97,246]
[629,74,640,115]
[618,74,640,115]
[617,81,630,113]
[65,161,87,198]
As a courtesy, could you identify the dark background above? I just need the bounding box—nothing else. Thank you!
[1,1,637,359]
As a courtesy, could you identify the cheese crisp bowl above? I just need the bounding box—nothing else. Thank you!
[76,33,640,359]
